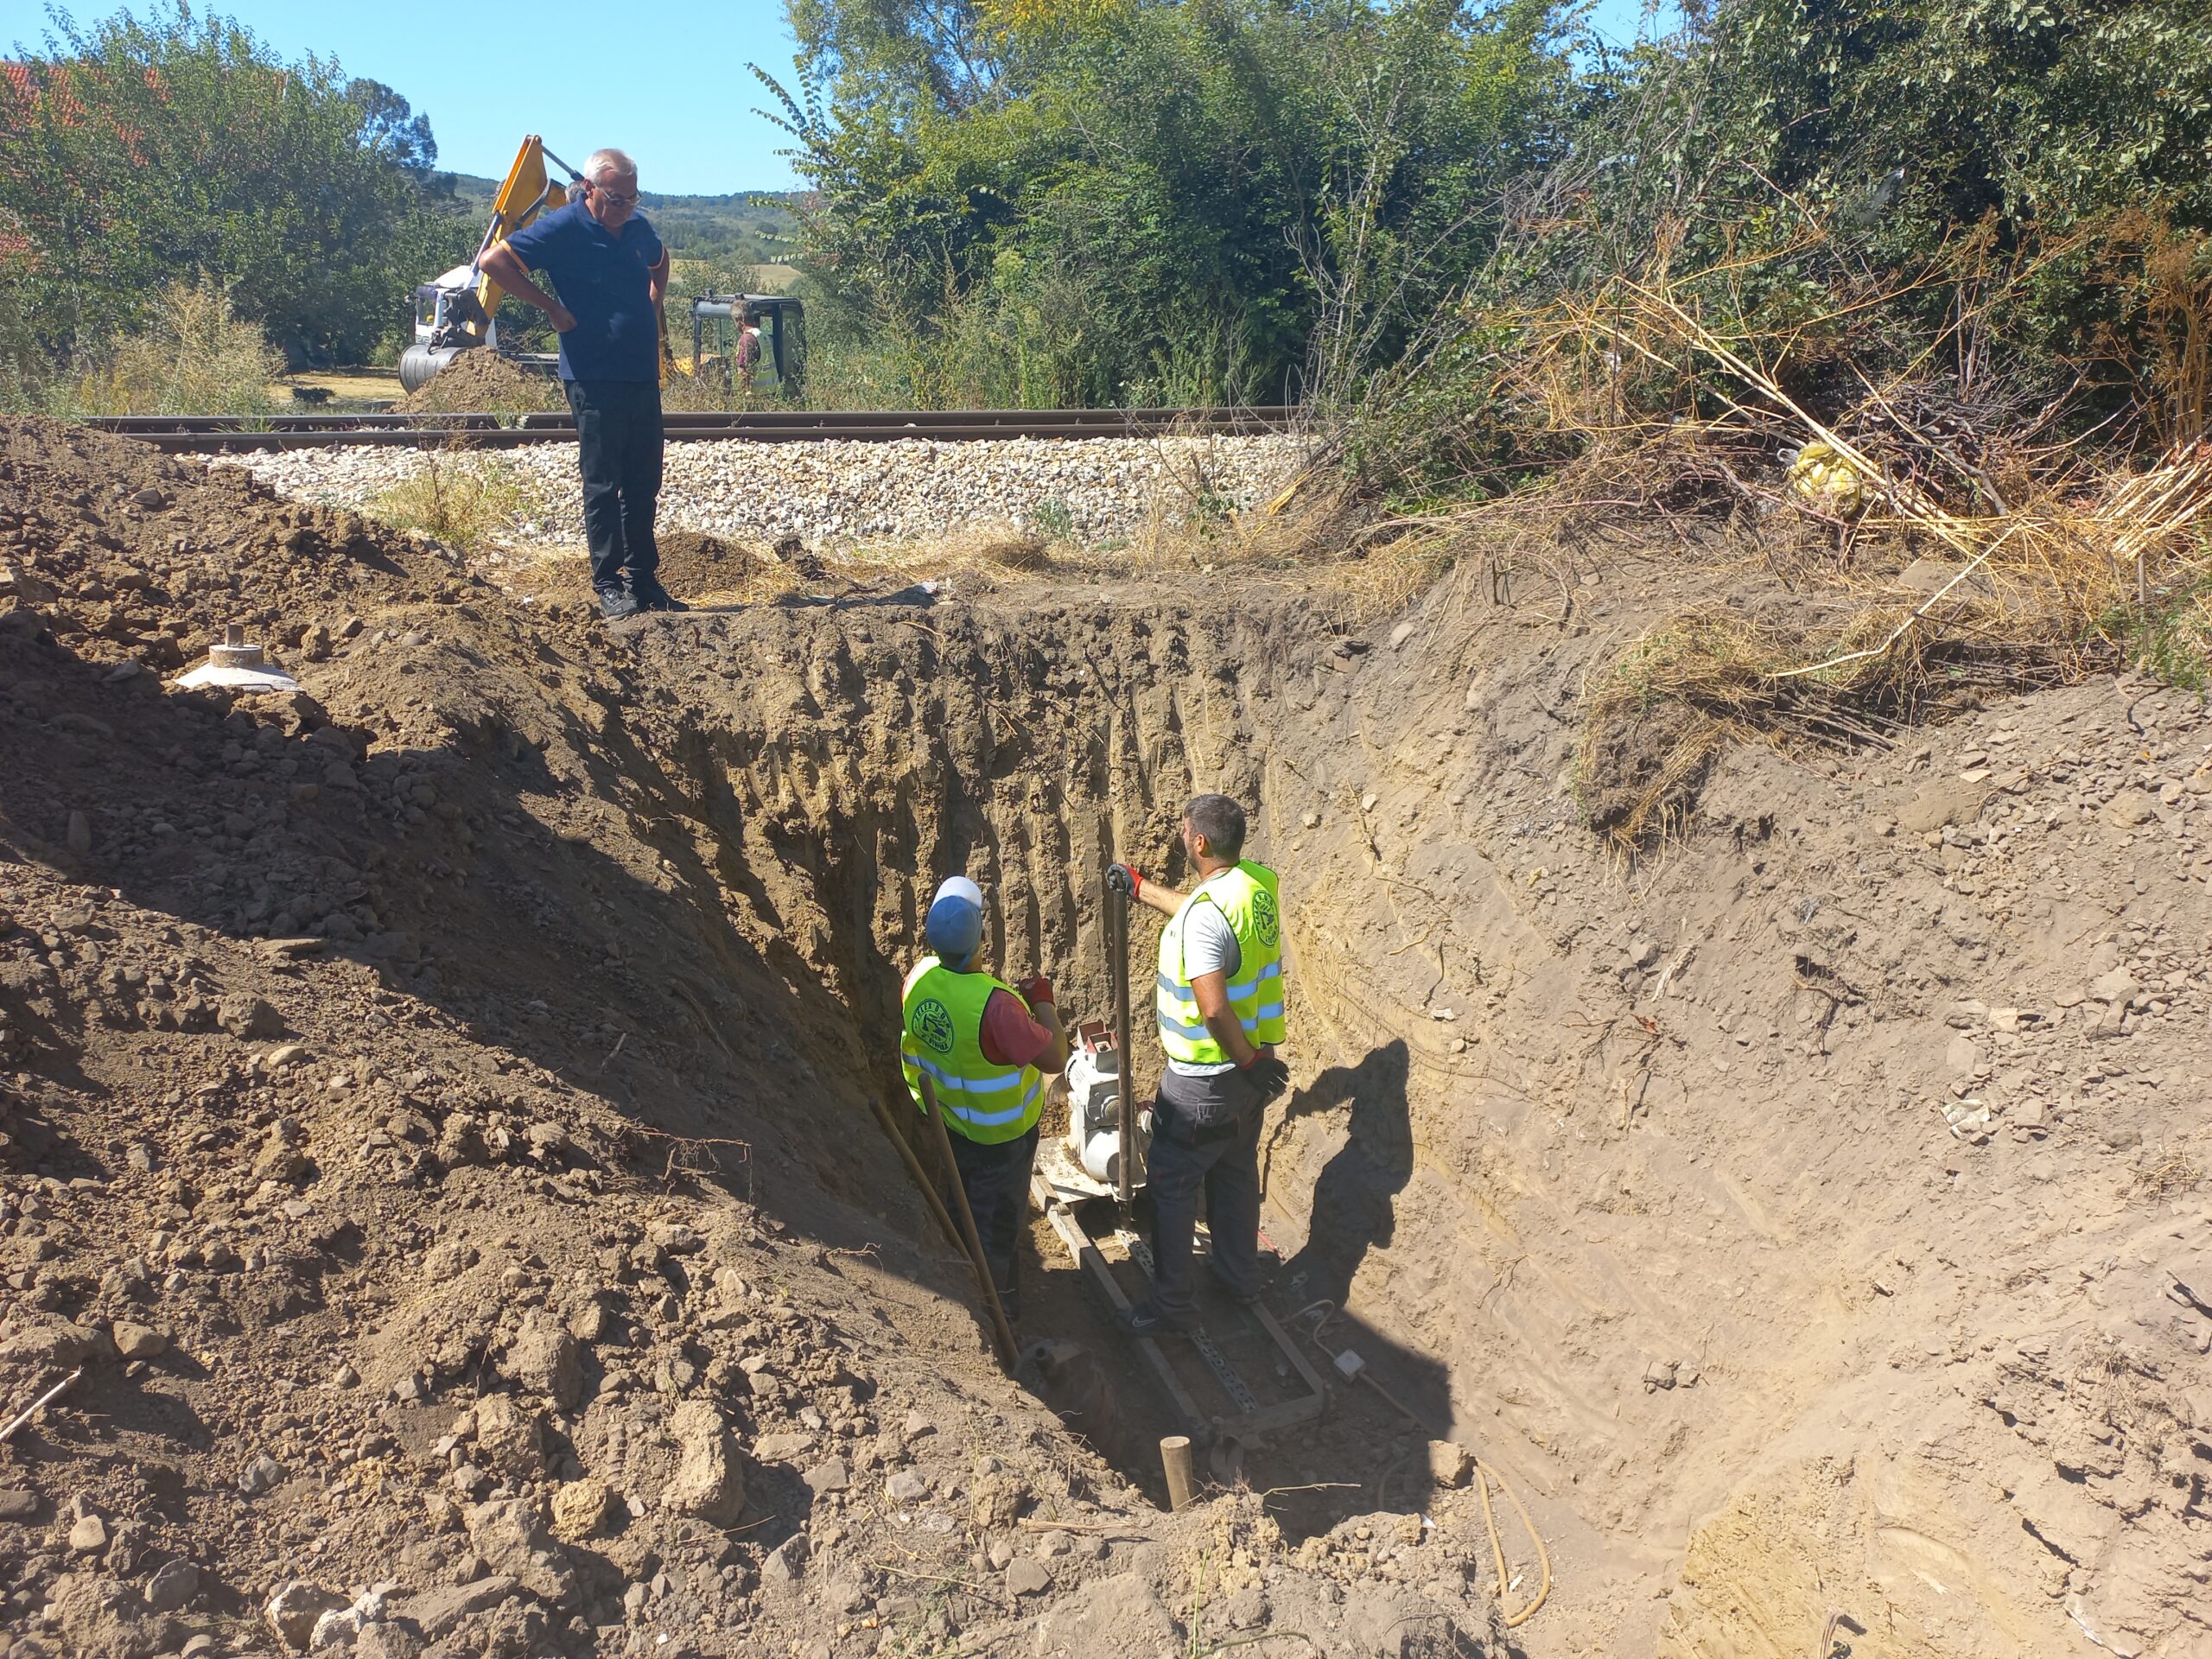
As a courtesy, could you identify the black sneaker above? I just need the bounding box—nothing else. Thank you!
[598,588,642,621]
[631,576,689,613]
[1122,1300,1194,1337]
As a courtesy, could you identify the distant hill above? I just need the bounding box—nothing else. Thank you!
[438,172,800,269]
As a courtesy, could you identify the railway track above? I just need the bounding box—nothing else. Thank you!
[87,406,1299,455]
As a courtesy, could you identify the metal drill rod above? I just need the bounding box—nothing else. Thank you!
[1109,867,1135,1213]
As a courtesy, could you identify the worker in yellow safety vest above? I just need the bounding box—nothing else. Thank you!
[1109,794,1291,1336]
[900,875,1068,1325]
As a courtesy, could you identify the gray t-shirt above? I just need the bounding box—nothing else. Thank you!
[1166,896,1243,1077]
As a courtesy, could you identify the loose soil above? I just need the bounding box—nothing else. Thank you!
[392,353,562,416]
[3,414,2210,1659]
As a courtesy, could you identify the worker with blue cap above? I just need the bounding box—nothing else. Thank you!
[900,875,1067,1325]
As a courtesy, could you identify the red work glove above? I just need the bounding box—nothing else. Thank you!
[1106,863,1143,899]
[1016,976,1055,1007]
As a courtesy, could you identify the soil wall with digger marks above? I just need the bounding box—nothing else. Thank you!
[584,559,2212,1659]
[2,410,2209,1659]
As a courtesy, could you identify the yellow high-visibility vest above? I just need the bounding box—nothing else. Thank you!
[1155,861,1285,1066]
[900,956,1046,1143]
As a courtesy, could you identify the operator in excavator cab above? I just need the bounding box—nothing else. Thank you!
[900,877,1069,1327]
[1112,793,1291,1337]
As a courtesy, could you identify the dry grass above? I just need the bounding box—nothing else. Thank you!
[1382,219,2212,849]
[2133,1145,2201,1201]
[63,278,283,418]
[1087,411,1465,623]
[975,531,1050,571]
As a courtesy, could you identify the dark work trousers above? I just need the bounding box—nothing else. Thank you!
[1147,1067,1264,1324]
[564,378,664,596]
[947,1124,1039,1324]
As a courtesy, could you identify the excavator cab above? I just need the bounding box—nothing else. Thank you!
[689,294,806,398]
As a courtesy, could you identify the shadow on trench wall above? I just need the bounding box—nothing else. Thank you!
[1251,1039,1464,1524]
[0,622,918,1264]
[1275,1039,1419,1313]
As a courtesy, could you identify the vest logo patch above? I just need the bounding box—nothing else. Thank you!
[912,998,957,1056]
[1250,887,1280,948]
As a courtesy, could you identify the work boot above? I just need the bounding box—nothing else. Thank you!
[631,575,689,613]
[1122,1300,1194,1338]
[598,588,642,621]
[1208,1268,1262,1308]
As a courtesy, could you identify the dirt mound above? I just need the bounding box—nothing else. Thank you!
[0,416,462,678]
[501,528,866,613]
[394,351,561,416]
[648,530,760,596]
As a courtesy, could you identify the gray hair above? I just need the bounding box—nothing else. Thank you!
[583,148,637,183]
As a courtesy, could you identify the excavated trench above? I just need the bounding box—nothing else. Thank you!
[604,586,1395,1516]
[10,415,2203,1657]
[583,563,2212,1659]
[589,573,1765,1611]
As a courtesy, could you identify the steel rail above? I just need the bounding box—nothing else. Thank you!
[87,407,1300,454]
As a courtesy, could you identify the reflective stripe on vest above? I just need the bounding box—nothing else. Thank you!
[899,956,1046,1144]
[1155,861,1287,1065]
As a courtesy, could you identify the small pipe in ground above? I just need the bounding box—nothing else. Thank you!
[1160,1434,1197,1511]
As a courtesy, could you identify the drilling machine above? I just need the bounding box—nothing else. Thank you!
[1038,863,1153,1205]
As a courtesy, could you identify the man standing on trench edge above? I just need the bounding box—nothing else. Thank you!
[480,148,686,620]
[1112,793,1292,1336]
[900,876,1069,1327]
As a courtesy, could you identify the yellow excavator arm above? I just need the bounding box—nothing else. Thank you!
[399,137,586,394]
[466,135,574,341]
[403,136,676,391]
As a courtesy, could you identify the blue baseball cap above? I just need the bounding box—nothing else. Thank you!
[925,876,984,965]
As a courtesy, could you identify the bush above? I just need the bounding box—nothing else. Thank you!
[55,278,283,417]
[770,0,1571,409]
[0,5,474,367]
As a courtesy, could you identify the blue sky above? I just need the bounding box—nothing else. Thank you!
[2,0,1674,196]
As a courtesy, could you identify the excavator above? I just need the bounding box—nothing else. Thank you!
[399,134,807,399]
[397,135,582,395]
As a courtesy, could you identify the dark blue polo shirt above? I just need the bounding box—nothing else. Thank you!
[501,198,665,384]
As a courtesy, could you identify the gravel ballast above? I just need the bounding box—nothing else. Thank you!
[231,433,1304,547]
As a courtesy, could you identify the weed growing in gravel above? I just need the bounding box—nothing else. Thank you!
[366,448,524,553]
[1029,495,1075,541]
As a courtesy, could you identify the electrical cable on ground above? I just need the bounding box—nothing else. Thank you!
[1476,1459,1553,1629]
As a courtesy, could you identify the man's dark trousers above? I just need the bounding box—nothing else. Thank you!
[565,378,664,598]
[1147,1068,1264,1325]
[948,1124,1039,1324]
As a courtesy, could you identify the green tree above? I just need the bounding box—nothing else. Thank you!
[766,0,1573,407]
[0,3,473,367]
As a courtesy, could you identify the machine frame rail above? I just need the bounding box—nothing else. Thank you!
[1030,1174,1327,1449]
